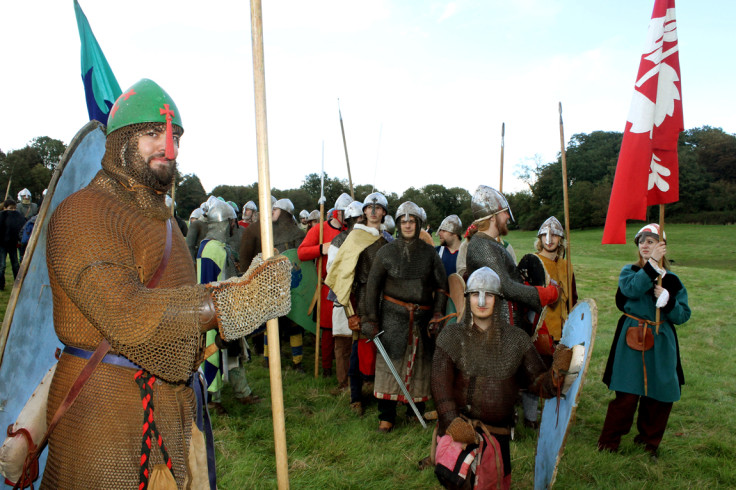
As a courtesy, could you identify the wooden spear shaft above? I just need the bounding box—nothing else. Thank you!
[558,103,573,314]
[655,204,665,325]
[338,100,354,199]
[249,1,289,487]
[499,122,505,193]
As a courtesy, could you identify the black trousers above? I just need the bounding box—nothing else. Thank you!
[598,391,673,452]
[377,399,425,425]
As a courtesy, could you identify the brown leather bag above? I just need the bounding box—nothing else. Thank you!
[625,323,654,352]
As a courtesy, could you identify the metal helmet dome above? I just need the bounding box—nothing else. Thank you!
[345,201,364,220]
[334,192,352,211]
[362,192,388,212]
[465,266,501,307]
[471,185,513,222]
[438,215,463,236]
[538,216,564,246]
[206,199,237,222]
[273,198,295,215]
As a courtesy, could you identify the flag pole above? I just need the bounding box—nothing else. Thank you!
[655,204,665,326]
[558,103,573,314]
[338,99,355,199]
[499,122,505,193]
[249,0,289,487]
[315,142,325,378]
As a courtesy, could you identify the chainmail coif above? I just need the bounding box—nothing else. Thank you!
[431,296,557,434]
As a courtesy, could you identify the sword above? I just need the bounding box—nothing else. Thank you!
[367,331,427,429]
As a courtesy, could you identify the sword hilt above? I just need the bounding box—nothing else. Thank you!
[366,330,384,344]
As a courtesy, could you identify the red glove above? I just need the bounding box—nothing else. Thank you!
[536,284,560,307]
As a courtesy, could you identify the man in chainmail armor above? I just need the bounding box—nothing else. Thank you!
[43,79,289,489]
[362,201,448,432]
[431,267,572,487]
[16,188,38,220]
[465,185,560,328]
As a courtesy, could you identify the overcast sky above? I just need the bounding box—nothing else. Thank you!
[1,0,734,200]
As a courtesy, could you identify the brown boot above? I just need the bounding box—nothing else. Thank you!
[377,421,393,433]
[350,401,363,416]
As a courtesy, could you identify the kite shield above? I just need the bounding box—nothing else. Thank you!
[0,121,106,486]
[534,299,597,489]
[281,248,317,334]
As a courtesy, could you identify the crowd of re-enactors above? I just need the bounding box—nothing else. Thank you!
[177,184,690,488]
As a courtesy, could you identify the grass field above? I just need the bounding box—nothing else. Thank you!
[3,223,735,488]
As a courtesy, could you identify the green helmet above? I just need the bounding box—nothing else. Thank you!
[106,78,183,135]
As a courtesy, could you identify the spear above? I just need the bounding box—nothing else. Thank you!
[338,99,354,199]
[249,0,289,486]
[558,103,573,314]
[655,204,665,325]
[499,122,505,193]
[314,142,326,378]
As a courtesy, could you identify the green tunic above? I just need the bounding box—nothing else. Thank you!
[607,263,690,402]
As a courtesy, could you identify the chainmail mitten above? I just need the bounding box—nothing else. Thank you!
[208,254,291,340]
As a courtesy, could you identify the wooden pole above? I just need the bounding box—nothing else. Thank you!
[558,103,573,314]
[3,178,11,201]
[170,177,177,218]
[338,99,354,199]
[655,204,665,325]
[249,1,289,487]
[314,142,325,378]
[499,122,505,193]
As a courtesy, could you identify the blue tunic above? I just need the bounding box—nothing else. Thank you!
[607,263,690,402]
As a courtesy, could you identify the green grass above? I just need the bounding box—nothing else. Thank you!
[4,223,735,488]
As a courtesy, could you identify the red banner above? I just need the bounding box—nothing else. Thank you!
[602,0,683,244]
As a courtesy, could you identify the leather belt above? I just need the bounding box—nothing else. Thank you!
[63,344,140,370]
[383,295,431,344]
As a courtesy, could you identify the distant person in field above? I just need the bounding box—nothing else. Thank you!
[517,216,578,428]
[239,200,258,228]
[598,224,691,460]
[298,193,351,379]
[187,201,208,261]
[435,214,463,276]
[0,199,24,289]
[16,188,39,220]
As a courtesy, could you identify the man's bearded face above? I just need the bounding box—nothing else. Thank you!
[495,211,510,236]
[129,125,179,188]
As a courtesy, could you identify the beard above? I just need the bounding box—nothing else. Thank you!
[126,147,176,191]
[497,219,509,236]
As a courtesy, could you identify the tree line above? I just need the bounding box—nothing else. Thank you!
[2,126,734,229]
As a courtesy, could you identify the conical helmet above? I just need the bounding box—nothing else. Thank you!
[465,266,501,307]
[438,215,463,236]
[471,185,513,222]
[538,216,564,245]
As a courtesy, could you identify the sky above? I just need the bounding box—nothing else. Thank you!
[1,0,734,201]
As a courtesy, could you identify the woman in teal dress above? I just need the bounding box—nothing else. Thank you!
[598,224,691,458]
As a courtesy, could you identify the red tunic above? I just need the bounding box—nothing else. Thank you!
[298,220,343,328]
